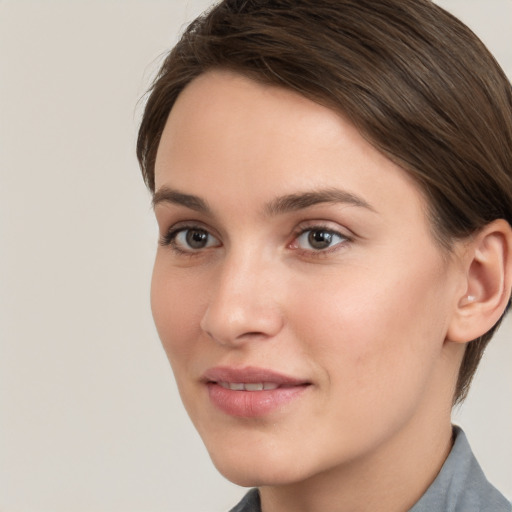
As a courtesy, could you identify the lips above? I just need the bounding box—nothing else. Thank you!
[202,366,311,417]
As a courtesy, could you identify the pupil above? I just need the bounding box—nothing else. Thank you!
[186,229,208,249]
[308,230,332,249]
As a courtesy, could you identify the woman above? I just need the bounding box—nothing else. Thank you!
[137,1,512,510]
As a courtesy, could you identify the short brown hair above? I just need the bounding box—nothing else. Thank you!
[137,0,512,403]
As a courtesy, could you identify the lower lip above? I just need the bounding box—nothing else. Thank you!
[206,383,309,417]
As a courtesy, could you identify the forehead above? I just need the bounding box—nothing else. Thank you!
[154,70,431,233]
[155,70,353,180]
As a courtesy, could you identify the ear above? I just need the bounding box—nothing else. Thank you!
[447,219,512,343]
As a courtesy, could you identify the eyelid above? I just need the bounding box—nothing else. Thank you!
[159,222,221,252]
[292,220,354,239]
[288,221,353,254]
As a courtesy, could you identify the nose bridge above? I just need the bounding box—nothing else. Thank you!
[200,245,283,345]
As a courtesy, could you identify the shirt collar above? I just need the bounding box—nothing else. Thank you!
[410,426,510,512]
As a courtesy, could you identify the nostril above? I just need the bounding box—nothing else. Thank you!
[242,331,267,338]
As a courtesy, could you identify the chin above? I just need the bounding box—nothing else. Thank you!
[212,457,308,487]
[205,436,321,488]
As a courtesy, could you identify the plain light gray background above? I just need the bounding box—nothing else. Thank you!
[0,1,510,511]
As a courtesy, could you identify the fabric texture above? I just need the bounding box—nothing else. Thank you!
[229,427,511,512]
[229,488,261,512]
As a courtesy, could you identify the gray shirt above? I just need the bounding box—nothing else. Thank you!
[229,427,511,512]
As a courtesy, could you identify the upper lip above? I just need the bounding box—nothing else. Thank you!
[202,366,309,386]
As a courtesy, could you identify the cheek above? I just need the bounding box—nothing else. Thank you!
[150,260,205,367]
[292,258,452,398]
[284,265,452,461]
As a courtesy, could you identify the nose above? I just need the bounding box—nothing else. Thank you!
[200,252,284,347]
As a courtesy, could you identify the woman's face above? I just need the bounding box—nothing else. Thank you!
[151,71,465,486]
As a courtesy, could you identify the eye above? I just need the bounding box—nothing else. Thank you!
[161,227,221,252]
[294,227,348,251]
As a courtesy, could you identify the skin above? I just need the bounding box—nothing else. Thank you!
[151,70,472,512]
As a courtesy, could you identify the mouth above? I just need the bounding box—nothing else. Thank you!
[202,366,311,417]
[217,381,294,391]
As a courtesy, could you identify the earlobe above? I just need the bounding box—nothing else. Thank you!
[447,219,512,344]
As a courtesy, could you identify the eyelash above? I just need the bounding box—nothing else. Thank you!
[290,224,351,255]
[159,223,218,254]
[159,223,351,257]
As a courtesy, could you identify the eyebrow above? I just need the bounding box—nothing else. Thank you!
[264,188,376,216]
[152,187,211,214]
[152,186,375,216]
